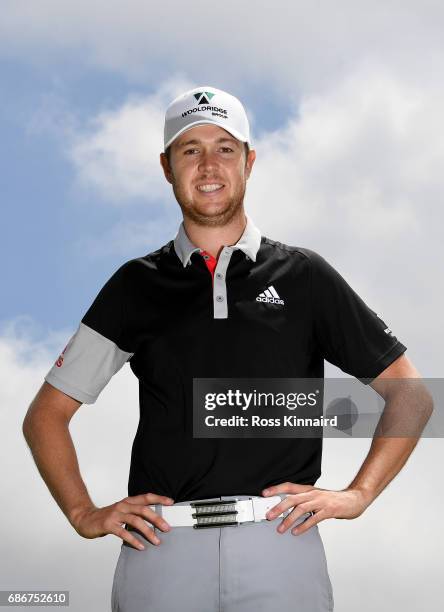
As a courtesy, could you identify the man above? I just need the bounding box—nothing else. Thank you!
[23,85,432,612]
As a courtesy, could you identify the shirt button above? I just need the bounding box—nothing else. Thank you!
[216,295,224,302]
[216,272,223,279]
[245,255,250,261]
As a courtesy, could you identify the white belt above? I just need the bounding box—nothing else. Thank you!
[138,496,312,530]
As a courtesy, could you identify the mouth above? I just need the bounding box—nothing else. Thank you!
[195,183,225,196]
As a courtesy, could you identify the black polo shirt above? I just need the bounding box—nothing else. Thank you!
[44,214,407,502]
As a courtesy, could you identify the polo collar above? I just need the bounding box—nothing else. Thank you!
[173,213,262,268]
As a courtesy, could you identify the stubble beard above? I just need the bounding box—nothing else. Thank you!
[171,176,247,228]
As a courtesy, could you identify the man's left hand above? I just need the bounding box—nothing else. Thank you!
[262,482,373,536]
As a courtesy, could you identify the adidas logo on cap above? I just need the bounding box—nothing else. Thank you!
[256,285,284,305]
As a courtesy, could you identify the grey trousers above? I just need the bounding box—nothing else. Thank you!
[111,494,334,611]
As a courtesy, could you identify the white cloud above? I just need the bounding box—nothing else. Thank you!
[44,58,443,228]
[64,77,192,204]
[248,60,439,241]
[1,1,444,91]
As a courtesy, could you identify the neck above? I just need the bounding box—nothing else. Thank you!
[182,208,247,260]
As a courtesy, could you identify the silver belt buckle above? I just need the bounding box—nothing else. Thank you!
[190,499,239,529]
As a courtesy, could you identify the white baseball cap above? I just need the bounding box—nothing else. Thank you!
[163,85,252,152]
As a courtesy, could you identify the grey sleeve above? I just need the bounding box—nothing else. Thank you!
[44,262,134,404]
[44,322,133,404]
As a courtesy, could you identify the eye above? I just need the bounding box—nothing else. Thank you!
[184,147,234,155]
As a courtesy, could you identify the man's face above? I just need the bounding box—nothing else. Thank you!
[160,124,256,226]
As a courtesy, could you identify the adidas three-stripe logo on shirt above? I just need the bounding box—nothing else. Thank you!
[256,285,285,305]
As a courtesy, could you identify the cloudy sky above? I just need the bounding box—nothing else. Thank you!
[1,1,442,610]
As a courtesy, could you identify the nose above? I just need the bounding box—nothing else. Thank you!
[197,149,219,172]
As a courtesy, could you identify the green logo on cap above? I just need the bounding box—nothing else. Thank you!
[194,91,215,105]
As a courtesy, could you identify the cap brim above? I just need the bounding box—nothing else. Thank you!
[164,119,248,151]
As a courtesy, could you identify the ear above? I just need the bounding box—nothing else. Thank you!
[245,149,256,179]
[160,152,173,184]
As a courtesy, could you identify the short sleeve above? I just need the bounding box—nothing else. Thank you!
[306,248,407,384]
[44,262,134,404]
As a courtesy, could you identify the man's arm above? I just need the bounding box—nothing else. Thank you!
[344,353,434,506]
[22,382,95,527]
[22,382,174,549]
[261,353,434,534]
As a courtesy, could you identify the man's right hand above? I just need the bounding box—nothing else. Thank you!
[70,493,175,550]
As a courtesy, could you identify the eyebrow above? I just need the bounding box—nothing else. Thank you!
[177,137,239,148]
